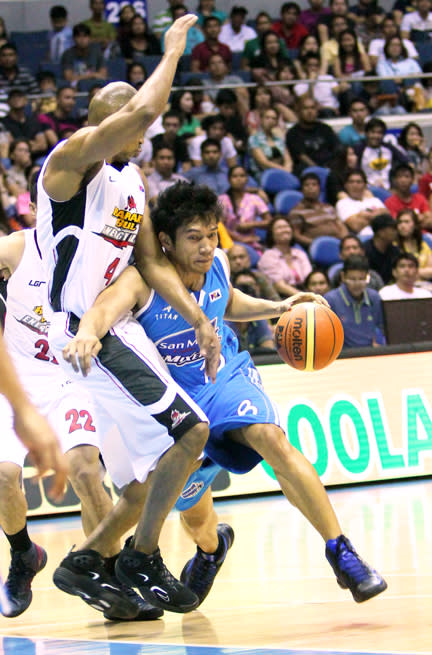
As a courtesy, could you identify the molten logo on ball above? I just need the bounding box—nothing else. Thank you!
[291,317,303,361]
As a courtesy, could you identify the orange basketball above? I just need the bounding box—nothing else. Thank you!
[275,302,344,371]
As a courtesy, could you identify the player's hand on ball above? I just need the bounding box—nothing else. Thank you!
[281,292,330,313]
[63,329,102,377]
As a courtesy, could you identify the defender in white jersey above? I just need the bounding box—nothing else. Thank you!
[0,228,160,621]
[36,15,219,615]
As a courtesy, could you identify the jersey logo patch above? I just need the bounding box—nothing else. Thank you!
[14,305,49,335]
[156,317,220,367]
[181,479,204,499]
[209,289,221,302]
[171,409,191,430]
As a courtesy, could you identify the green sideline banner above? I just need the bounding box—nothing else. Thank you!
[25,351,432,517]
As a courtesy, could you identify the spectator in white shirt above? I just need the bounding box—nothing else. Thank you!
[294,52,344,117]
[400,0,432,40]
[336,169,386,237]
[368,15,418,68]
[379,252,432,299]
[219,6,257,53]
[49,5,73,63]
[188,114,238,167]
[147,145,187,205]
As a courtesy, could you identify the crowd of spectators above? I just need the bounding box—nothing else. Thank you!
[1,0,432,352]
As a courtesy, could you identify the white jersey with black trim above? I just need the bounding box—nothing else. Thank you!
[3,228,62,379]
[36,142,146,317]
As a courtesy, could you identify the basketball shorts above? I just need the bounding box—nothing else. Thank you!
[192,351,282,474]
[175,457,222,512]
[48,312,208,487]
[0,376,100,468]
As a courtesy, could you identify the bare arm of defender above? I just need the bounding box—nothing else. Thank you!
[0,231,25,279]
[42,15,199,202]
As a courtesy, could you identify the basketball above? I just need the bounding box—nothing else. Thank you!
[275,302,344,371]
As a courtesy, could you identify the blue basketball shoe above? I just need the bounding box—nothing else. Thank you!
[326,535,387,602]
[180,523,234,606]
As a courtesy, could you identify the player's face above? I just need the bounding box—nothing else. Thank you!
[172,218,219,275]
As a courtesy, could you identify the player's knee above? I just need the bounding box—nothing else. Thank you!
[0,462,22,499]
[179,421,209,459]
[256,425,289,458]
[66,447,102,497]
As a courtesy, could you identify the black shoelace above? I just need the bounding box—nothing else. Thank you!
[6,552,33,595]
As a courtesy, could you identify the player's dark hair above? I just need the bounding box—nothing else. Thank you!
[151,181,222,243]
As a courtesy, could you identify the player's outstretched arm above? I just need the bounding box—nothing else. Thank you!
[0,334,67,500]
[134,211,221,383]
[63,266,148,376]
[44,15,198,200]
[225,288,329,321]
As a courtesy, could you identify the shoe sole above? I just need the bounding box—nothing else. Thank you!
[53,568,139,619]
[337,577,388,603]
[115,563,199,614]
[103,606,164,621]
[2,548,48,618]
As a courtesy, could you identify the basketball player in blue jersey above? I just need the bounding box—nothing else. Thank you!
[36,15,221,615]
[65,182,387,606]
[0,226,161,621]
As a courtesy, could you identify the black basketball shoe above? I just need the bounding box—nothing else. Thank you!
[2,543,47,617]
[53,548,139,619]
[326,535,388,602]
[115,537,199,613]
[103,576,164,621]
[180,523,234,606]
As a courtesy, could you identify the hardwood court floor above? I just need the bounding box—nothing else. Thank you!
[1,479,431,655]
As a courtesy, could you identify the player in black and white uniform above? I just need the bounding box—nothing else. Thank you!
[0,227,163,620]
[36,15,218,615]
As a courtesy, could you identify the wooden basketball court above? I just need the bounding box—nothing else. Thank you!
[0,478,431,655]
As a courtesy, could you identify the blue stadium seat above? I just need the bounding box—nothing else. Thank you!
[261,168,300,194]
[107,57,127,82]
[38,61,63,80]
[77,78,108,92]
[423,232,432,249]
[132,54,161,75]
[231,52,242,71]
[368,186,392,202]
[274,190,303,214]
[179,71,209,84]
[10,30,49,74]
[415,41,432,66]
[327,261,343,284]
[309,236,342,268]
